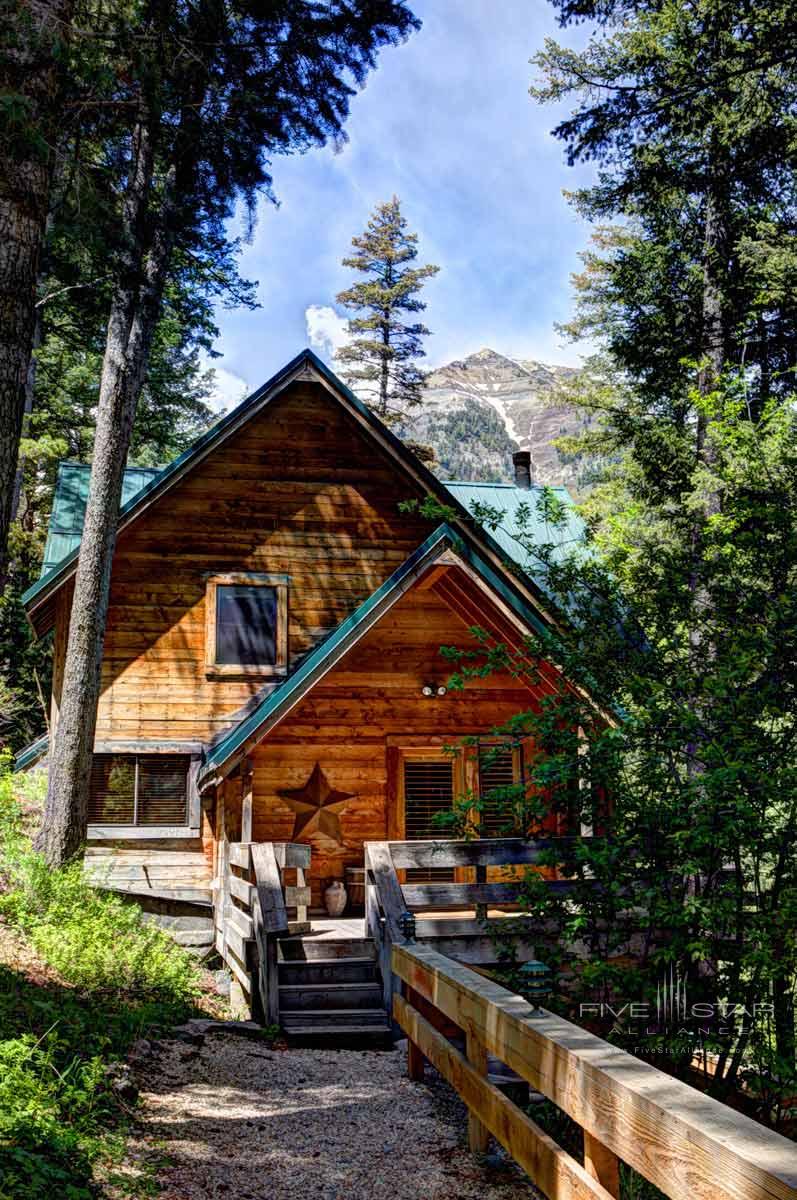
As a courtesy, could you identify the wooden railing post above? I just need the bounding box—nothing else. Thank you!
[583,1132,620,1198]
[405,985,426,1082]
[465,1027,490,1153]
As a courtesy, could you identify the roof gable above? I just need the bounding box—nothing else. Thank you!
[23,349,579,637]
[199,522,558,786]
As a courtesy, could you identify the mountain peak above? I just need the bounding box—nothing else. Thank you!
[407,346,589,490]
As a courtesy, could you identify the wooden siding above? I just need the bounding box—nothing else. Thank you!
[85,381,432,743]
[250,584,536,903]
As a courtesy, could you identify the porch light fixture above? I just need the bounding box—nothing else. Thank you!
[422,684,434,697]
[519,959,552,1011]
[421,682,448,697]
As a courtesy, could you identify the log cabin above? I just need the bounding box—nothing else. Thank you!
[19,349,586,1026]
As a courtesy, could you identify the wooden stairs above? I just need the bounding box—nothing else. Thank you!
[277,935,392,1043]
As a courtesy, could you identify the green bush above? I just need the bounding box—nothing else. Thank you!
[0,757,204,1197]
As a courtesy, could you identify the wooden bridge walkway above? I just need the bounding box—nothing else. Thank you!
[210,836,797,1200]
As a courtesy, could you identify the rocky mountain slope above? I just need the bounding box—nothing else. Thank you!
[404,348,591,489]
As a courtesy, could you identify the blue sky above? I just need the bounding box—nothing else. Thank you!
[208,0,596,407]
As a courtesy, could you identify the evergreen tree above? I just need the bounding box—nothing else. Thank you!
[335,196,439,426]
[38,1,420,866]
[0,0,73,582]
[418,0,797,1115]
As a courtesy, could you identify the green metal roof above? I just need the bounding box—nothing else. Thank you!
[200,522,551,783]
[444,481,582,588]
[13,733,49,773]
[41,462,162,577]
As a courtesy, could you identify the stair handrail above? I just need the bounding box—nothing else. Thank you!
[217,840,310,1025]
[393,941,797,1200]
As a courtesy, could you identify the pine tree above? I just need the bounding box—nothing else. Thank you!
[476,0,797,1099]
[37,1,420,866]
[335,197,439,426]
[416,0,797,1110]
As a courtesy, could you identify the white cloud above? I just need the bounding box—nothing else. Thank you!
[305,304,349,360]
[202,360,249,413]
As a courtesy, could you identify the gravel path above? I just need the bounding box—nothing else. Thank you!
[127,1033,538,1200]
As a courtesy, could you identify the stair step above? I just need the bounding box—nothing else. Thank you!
[278,956,378,985]
[278,982,383,1011]
[278,937,376,962]
[281,1008,389,1031]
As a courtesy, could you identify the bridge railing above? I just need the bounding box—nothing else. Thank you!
[392,941,797,1200]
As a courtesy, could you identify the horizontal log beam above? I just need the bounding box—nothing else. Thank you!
[402,882,526,908]
[228,874,255,906]
[228,843,251,869]
[393,944,797,1200]
[272,842,311,869]
[386,837,582,869]
[394,993,612,1200]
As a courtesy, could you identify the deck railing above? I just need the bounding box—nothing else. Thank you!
[393,942,797,1200]
[214,840,311,1022]
[365,837,580,1009]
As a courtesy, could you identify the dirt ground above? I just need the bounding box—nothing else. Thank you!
[123,1032,539,1200]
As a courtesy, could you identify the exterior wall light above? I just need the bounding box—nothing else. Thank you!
[398,910,416,942]
[436,685,447,697]
[422,684,434,697]
[518,959,552,1010]
[421,683,448,697]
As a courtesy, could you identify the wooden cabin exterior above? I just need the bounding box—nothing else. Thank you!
[21,350,582,919]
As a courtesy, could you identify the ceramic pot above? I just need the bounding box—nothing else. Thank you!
[324,880,347,917]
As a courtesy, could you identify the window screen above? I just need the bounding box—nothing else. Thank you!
[479,745,518,836]
[404,759,455,883]
[137,757,190,825]
[89,756,135,825]
[215,584,277,666]
[89,755,189,826]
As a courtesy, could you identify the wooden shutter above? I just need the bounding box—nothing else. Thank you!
[88,755,135,824]
[137,756,189,826]
[404,759,455,882]
[478,745,517,836]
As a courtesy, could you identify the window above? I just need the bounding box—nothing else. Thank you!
[478,743,523,836]
[403,759,456,883]
[205,573,288,676]
[89,754,189,826]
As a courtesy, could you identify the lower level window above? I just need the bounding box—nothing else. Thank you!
[88,754,189,826]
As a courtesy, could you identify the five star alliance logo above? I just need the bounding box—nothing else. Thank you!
[656,962,688,1027]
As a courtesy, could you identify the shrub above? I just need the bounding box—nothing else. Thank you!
[0,756,204,1196]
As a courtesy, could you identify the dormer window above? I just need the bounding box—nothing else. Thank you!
[205,573,288,677]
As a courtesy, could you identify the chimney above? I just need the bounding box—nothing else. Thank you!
[512,450,532,490]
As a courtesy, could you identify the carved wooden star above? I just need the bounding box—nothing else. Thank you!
[277,763,355,845]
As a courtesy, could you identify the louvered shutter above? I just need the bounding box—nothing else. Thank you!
[404,759,455,882]
[479,745,517,836]
[137,756,189,825]
[88,755,135,824]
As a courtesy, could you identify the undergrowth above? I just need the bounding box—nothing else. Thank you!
[0,755,204,1199]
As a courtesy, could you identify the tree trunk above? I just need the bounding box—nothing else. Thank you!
[35,119,175,865]
[0,0,70,581]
